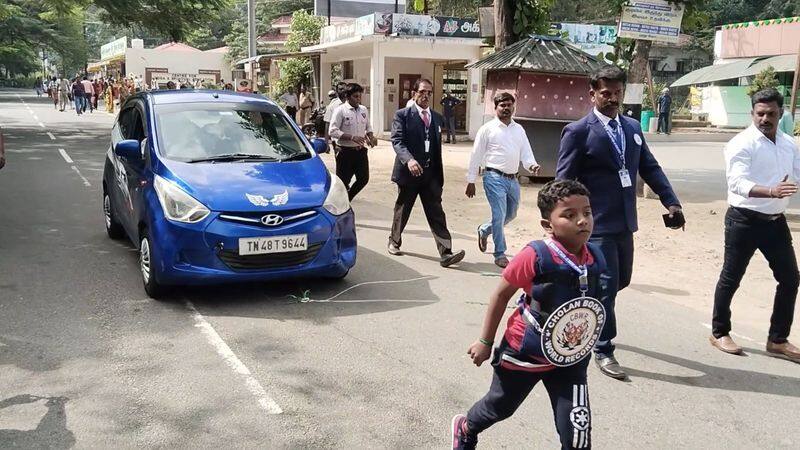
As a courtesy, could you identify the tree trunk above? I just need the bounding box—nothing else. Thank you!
[494,0,514,51]
[628,39,651,84]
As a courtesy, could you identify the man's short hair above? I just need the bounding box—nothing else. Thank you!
[590,65,627,90]
[493,92,515,107]
[537,179,591,219]
[751,88,784,109]
[345,82,364,97]
[413,78,433,92]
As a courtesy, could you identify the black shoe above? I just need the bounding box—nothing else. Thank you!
[440,250,465,268]
[477,228,487,253]
[445,139,451,144]
[595,355,626,380]
[388,242,402,256]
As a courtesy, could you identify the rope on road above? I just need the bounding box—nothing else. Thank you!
[290,275,436,303]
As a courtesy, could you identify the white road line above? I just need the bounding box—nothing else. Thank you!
[47,132,56,140]
[58,148,73,163]
[185,300,283,414]
[700,323,765,346]
[32,114,39,121]
[70,166,91,187]
[38,122,45,128]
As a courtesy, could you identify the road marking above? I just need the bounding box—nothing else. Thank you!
[38,122,45,128]
[47,132,56,140]
[70,166,91,187]
[32,114,39,121]
[185,300,283,414]
[58,148,73,163]
[700,323,765,346]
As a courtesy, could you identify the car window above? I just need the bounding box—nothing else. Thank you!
[153,103,309,162]
[127,108,146,142]
[118,107,133,139]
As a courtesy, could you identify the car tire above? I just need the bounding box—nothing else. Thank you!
[139,228,167,299]
[103,192,125,240]
[328,269,349,280]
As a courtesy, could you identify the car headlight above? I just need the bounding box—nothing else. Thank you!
[323,173,351,216]
[153,175,210,223]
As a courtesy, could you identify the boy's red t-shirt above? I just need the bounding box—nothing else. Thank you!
[499,240,594,371]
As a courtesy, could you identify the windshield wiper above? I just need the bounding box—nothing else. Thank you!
[187,153,279,163]
[281,152,311,162]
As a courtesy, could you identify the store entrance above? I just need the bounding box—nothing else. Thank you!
[437,62,468,133]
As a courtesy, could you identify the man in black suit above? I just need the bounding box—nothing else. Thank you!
[389,79,465,267]
[556,66,684,380]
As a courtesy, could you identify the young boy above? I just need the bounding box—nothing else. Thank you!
[452,179,608,450]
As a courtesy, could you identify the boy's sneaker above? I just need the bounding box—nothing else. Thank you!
[451,414,476,449]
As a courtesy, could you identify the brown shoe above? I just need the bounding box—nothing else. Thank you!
[766,341,800,362]
[709,335,742,355]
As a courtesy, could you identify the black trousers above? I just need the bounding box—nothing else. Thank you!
[713,207,799,343]
[657,112,670,133]
[465,352,591,449]
[588,232,634,358]
[286,106,297,122]
[334,146,369,201]
[389,175,453,257]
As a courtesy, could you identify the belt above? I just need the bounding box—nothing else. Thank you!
[731,206,783,222]
[485,167,517,179]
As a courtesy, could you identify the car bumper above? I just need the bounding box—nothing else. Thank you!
[148,206,357,286]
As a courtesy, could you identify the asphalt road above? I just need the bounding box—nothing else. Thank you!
[1,89,798,449]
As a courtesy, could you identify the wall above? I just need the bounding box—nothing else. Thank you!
[383,57,435,127]
[719,21,800,59]
[701,86,751,128]
[125,48,231,82]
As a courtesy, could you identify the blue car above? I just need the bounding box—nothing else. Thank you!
[102,90,356,298]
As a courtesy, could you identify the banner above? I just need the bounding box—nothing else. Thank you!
[618,0,684,44]
[320,13,379,44]
[391,14,480,38]
[315,0,405,18]
[550,23,617,58]
[101,37,127,61]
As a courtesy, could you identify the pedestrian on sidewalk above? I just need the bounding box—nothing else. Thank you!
[298,85,315,126]
[49,77,58,109]
[556,65,683,381]
[104,80,115,114]
[81,76,94,113]
[280,87,299,123]
[58,77,70,111]
[466,92,539,268]
[388,78,465,267]
[440,90,461,144]
[451,180,607,450]
[34,77,43,97]
[709,88,800,363]
[324,82,347,151]
[71,77,85,115]
[657,88,672,135]
[92,79,102,110]
[328,83,376,201]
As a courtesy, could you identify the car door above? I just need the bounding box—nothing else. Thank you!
[118,101,149,237]
[109,106,135,235]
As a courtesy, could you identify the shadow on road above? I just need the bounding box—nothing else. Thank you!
[176,246,440,324]
[0,394,75,449]
[619,344,800,397]
[628,283,690,296]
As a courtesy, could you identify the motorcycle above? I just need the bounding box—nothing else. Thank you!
[301,106,326,140]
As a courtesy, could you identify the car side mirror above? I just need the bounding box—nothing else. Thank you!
[310,137,328,154]
[114,139,141,161]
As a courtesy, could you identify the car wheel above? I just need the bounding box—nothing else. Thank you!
[139,229,166,299]
[328,269,349,280]
[103,192,125,240]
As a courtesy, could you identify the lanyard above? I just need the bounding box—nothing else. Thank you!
[602,121,625,168]
[545,239,588,294]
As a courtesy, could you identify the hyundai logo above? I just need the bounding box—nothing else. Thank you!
[261,214,284,226]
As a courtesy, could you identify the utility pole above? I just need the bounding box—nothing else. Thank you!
[790,42,800,119]
[247,0,256,58]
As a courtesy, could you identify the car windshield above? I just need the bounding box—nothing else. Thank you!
[153,103,309,162]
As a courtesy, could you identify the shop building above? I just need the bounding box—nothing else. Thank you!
[301,13,487,138]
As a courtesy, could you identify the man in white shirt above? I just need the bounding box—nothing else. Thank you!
[279,87,299,122]
[710,88,800,362]
[324,82,347,149]
[328,83,377,201]
[465,92,539,267]
[81,76,94,113]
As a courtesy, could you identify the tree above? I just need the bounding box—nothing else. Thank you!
[92,0,231,42]
[495,0,554,50]
[747,66,780,96]
[274,10,323,95]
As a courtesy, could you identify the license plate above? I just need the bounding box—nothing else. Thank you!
[239,234,308,255]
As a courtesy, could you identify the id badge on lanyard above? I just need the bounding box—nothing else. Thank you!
[424,127,430,153]
[603,124,631,188]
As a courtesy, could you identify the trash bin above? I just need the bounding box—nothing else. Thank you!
[640,110,654,132]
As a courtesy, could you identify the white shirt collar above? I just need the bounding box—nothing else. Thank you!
[413,101,430,116]
[593,108,619,127]
[492,117,516,128]
[746,123,789,146]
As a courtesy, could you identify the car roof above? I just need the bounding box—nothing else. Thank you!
[134,89,280,108]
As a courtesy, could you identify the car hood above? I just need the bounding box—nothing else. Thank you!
[159,157,329,212]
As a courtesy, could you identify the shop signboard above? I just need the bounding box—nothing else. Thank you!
[315,0,405,18]
[550,23,617,58]
[320,13,378,44]
[391,14,480,38]
[101,36,127,61]
[618,0,684,44]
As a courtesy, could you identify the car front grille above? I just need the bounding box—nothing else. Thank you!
[218,209,318,228]
[217,242,323,271]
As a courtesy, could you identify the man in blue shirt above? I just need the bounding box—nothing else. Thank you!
[440,90,461,144]
[556,66,684,380]
[657,88,672,134]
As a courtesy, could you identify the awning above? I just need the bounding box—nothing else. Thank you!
[671,54,800,87]
[234,50,324,68]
